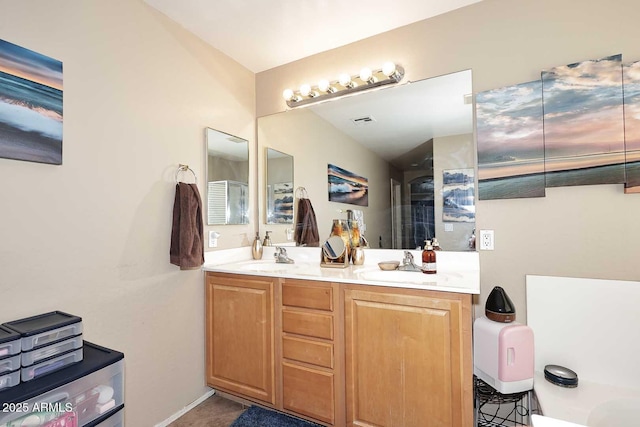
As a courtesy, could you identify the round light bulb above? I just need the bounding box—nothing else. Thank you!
[282,88,294,101]
[300,84,312,97]
[318,79,330,92]
[359,67,373,83]
[338,73,352,87]
[382,62,397,77]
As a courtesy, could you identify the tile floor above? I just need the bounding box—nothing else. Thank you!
[167,394,246,427]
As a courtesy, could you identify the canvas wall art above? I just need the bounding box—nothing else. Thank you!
[542,54,625,187]
[476,80,545,200]
[327,164,368,206]
[442,168,475,222]
[267,182,294,224]
[0,39,63,165]
[623,61,640,193]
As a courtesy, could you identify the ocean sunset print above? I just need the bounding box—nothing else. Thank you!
[476,80,545,200]
[623,60,640,191]
[0,38,63,165]
[542,54,625,187]
[327,164,368,206]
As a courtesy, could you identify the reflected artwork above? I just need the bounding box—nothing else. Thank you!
[442,168,475,223]
[327,164,368,206]
[0,38,63,165]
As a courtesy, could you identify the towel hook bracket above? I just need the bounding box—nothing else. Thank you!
[175,164,197,184]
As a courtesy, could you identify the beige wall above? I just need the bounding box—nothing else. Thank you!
[256,0,640,321]
[0,0,254,425]
[257,109,391,245]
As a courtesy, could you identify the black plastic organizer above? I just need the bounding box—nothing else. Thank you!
[0,341,124,426]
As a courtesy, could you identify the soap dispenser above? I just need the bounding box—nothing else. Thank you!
[252,232,263,260]
[262,231,272,247]
[422,240,437,274]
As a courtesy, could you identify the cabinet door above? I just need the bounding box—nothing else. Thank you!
[206,273,275,404]
[344,287,472,427]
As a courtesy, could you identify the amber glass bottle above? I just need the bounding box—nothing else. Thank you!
[422,240,437,274]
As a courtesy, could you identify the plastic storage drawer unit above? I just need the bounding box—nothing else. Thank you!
[0,325,21,359]
[0,354,21,375]
[0,342,124,427]
[3,311,83,352]
[22,335,84,367]
[21,347,84,382]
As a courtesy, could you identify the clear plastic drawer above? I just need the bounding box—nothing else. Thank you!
[0,359,124,427]
[21,322,84,352]
[21,348,83,382]
[22,335,83,367]
[0,354,21,374]
[89,407,124,427]
[0,370,20,391]
[0,325,21,358]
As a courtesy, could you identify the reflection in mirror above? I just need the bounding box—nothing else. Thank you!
[206,128,249,225]
[258,69,474,251]
[266,148,294,224]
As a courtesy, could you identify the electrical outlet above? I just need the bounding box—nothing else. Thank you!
[209,231,220,248]
[479,230,494,250]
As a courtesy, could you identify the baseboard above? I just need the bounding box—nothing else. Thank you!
[155,389,216,427]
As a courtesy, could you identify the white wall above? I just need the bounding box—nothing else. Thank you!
[256,0,640,322]
[0,0,255,425]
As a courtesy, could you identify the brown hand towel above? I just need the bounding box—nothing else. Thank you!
[295,197,320,247]
[170,183,204,270]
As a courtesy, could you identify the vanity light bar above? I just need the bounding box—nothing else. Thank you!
[282,62,405,108]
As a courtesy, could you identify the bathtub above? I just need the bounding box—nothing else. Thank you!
[534,371,640,425]
[527,275,640,426]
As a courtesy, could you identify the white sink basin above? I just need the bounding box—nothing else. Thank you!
[231,260,300,273]
[357,269,462,284]
[587,398,640,427]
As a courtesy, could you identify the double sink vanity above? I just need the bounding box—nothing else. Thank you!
[203,246,479,427]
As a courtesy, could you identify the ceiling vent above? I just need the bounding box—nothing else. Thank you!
[350,116,377,126]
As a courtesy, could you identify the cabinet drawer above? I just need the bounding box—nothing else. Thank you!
[283,362,334,425]
[282,310,333,340]
[282,281,333,311]
[283,336,333,369]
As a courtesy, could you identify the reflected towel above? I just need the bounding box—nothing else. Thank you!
[295,198,319,247]
[170,183,204,270]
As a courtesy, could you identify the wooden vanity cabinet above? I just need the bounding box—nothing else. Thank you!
[205,272,472,427]
[344,285,473,427]
[279,279,345,426]
[205,272,275,405]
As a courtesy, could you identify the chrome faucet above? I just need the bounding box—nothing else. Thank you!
[398,251,422,272]
[274,247,294,264]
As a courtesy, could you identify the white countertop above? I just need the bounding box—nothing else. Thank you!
[534,371,640,425]
[203,246,480,295]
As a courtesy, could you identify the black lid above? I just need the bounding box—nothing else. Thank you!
[0,341,124,404]
[0,325,20,344]
[544,364,578,388]
[3,311,81,337]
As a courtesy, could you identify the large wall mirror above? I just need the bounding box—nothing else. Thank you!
[266,148,294,224]
[257,69,474,250]
[206,127,249,225]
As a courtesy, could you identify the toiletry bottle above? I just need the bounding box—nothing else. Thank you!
[432,238,442,251]
[252,232,263,260]
[263,231,272,246]
[422,240,437,274]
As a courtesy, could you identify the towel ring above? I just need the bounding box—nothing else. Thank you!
[295,186,308,199]
[175,164,197,184]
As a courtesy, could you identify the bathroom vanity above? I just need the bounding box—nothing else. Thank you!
[204,248,478,427]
